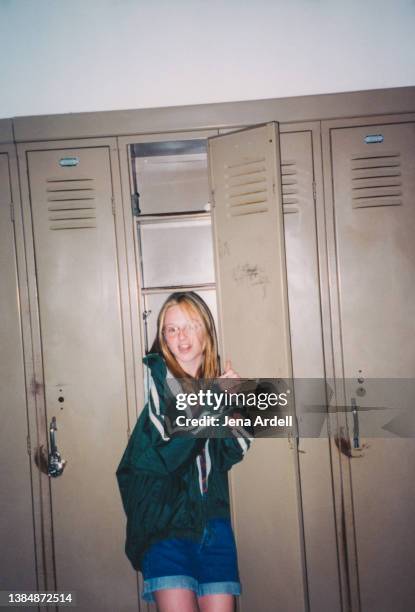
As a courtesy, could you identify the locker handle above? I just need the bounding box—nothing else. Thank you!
[335,414,369,459]
[351,397,360,449]
[47,416,67,477]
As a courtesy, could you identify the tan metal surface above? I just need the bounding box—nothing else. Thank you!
[134,151,209,215]
[209,124,306,612]
[329,119,415,612]
[280,126,341,612]
[11,87,415,143]
[139,217,215,288]
[0,148,37,597]
[0,119,13,143]
[23,144,139,611]
[209,123,291,378]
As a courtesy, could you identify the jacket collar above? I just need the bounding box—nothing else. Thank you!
[143,352,167,383]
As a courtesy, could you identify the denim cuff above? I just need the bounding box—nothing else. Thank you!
[198,581,241,597]
[142,575,198,602]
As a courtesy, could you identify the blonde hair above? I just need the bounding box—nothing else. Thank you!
[150,292,220,379]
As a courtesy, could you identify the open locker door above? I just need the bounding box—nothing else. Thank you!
[208,123,307,611]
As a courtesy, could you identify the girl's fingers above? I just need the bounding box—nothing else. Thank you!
[222,369,240,379]
[220,359,240,379]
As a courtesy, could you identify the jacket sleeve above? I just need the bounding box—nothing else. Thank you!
[208,421,254,471]
[132,418,204,476]
[117,367,204,481]
[116,401,204,513]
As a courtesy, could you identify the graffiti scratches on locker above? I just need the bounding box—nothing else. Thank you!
[219,240,230,258]
[232,263,269,289]
[30,376,44,396]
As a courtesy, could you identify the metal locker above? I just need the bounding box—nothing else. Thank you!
[17,142,139,611]
[208,123,307,612]
[0,146,37,599]
[120,123,340,612]
[280,126,340,612]
[326,118,415,611]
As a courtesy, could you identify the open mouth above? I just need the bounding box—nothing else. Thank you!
[178,344,192,353]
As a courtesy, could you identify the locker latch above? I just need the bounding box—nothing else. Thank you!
[48,416,67,477]
[131,192,141,216]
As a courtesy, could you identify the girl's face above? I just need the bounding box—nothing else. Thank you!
[163,304,206,377]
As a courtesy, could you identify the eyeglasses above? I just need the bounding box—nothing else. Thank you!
[163,322,203,339]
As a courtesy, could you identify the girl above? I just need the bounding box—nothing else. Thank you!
[116,292,252,612]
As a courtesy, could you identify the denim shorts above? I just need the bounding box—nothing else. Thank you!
[141,518,241,602]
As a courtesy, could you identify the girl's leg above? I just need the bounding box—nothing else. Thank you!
[198,594,235,612]
[154,588,200,612]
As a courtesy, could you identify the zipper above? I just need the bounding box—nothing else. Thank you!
[199,494,210,549]
[195,453,208,539]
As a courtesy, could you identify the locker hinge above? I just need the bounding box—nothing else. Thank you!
[10,201,15,223]
[27,435,31,456]
[111,197,115,216]
[312,181,317,201]
[131,192,141,217]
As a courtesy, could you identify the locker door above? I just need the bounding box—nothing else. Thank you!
[25,146,138,611]
[0,149,37,596]
[280,128,341,612]
[330,121,415,611]
[208,124,307,612]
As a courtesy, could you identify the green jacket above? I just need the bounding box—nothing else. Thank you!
[116,353,252,571]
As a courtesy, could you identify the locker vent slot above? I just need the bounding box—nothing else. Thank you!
[225,157,269,217]
[281,160,299,214]
[351,152,402,209]
[46,177,97,229]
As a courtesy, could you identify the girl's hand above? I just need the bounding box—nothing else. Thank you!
[218,360,241,391]
[220,360,240,379]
